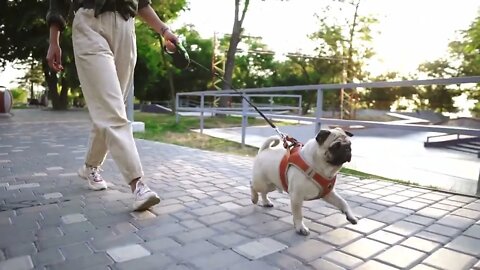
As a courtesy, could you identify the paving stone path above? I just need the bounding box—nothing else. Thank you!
[0,111,479,270]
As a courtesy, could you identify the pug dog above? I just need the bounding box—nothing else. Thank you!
[250,127,358,235]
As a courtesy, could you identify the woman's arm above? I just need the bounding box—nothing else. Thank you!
[138,5,178,51]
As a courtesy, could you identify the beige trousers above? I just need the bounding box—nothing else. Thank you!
[72,8,143,183]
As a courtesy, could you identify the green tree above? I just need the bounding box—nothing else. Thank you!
[416,60,461,113]
[448,12,480,117]
[16,58,45,102]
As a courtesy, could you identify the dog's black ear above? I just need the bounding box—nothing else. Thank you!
[316,130,331,145]
[345,130,354,137]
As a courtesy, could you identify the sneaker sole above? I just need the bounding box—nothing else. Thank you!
[88,183,108,191]
[133,196,161,211]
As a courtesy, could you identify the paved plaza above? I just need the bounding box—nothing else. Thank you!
[0,109,479,270]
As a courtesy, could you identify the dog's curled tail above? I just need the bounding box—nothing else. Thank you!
[258,136,281,153]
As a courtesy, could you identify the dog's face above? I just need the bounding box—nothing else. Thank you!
[315,127,353,166]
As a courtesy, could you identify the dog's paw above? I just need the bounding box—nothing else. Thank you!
[262,202,274,208]
[296,227,310,236]
[347,215,358,225]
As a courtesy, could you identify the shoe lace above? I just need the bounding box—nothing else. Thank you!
[89,167,104,182]
[135,181,150,196]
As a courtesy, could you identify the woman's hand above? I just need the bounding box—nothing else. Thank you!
[46,43,63,72]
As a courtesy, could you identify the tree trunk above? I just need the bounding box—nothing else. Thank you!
[220,0,250,108]
[43,60,69,110]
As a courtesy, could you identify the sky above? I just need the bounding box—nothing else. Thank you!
[1,0,479,89]
[173,0,480,76]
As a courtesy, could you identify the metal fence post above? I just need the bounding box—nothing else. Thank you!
[241,95,249,147]
[200,94,205,134]
[477,170,480,196]
[315,88,323,134]
[175,93,180,124]
[298,95,303,116]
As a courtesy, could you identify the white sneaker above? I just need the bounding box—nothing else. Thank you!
[133,181,160,211]
[77,165,108,191]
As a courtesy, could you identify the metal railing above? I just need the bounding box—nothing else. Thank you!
[175,76,480,195]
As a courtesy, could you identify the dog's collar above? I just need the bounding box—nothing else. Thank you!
[279,144,336,197]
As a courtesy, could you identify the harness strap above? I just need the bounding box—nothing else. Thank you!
[279,143,336,198]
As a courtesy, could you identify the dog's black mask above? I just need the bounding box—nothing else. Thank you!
[327,141,352,165]
[316,129,353,166]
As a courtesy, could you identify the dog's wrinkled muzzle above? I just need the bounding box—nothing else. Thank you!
[328,142,352,165]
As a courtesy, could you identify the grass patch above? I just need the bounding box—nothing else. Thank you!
[340,167,419,186]
[133,112,264,157]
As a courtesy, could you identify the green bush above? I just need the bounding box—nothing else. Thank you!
[10,87,28,104]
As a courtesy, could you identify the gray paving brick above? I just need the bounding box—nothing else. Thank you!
[173,227,218,244]
[61,213,87,225]
[324,250,363,269]
[452,208,480,219]
[5,242,37,258]
[166,240,220,261]
[198,212,235,225]
[31,248,64,267]
[416,207,449,219]
[143,237,181,253]
[136,223,185,241]
[106,244,150,263]
[59,243,92,260]
[437,214,475,229]
[0,255,34,270]
[463,224,480,239]
[367,230,404,245]
[49,252,113,270]
[465,202,480,211]
[346,218,385,234]
[237,213,275,226]
[410,264,439,270]
[311,206,340,216]
[209,233,250,248]
[404,214,436,226]
[384,220,424,236]
[89,233,144,251]
[341,238,388,260]
[248,220,292,236]
[233,238,287,260]
[114,253,173,270]
[286,239,334,262]
[351,206,378,218]
[320,228,363,247]
[369,210,406,223]
[448,195,476,203]
[190,250,247,270]
[425,224,461,237]
[210,221,245,233]
[423,248,476,270]
[305,221,332,234]
[227,260,280,270]
[400,236,441,253]
[318,213,350,227]
[354,260,398,270]
[375,245,427,269]
[309,258,345,270]
[445,235,480,256]
[416,231,451,244]
[263,253,308,270]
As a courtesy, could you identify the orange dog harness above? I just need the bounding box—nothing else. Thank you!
[279,138,336,198]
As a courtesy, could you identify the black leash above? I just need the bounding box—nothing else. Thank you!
[165,41,291,143]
